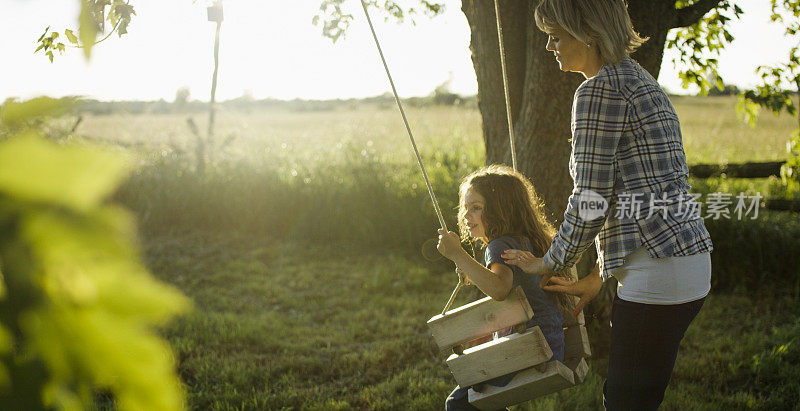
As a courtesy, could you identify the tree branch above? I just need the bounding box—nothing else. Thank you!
[672,0,724,28]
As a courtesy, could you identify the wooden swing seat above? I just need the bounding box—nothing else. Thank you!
[468,357,590,409]
[447,326,553,387]
[468,359,577,409]
[427,285,592,410]
[427,286,534,353]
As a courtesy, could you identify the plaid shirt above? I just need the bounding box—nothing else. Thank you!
[542,57,713,282]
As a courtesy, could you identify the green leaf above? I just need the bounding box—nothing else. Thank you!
[64,29,78,45]
[0,324,10,354]
[23,306,187,411]
[79,2,98,60]
[14,200,190,411]
[0,266,5,300]
[0,97,74,129]
[0,325,10,388]
[37,26,50,43]
[20,205,191,319]
[736,94,761,128]
[0,135,129,212]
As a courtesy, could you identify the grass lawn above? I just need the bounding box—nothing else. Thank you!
[145,232,800,410]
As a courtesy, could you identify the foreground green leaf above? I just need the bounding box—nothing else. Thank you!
[0,135,129,212]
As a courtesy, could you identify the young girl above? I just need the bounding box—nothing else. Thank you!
[437,164,566,410]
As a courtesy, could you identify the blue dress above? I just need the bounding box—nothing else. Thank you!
[484,235,565,363]
[445,236,565,410]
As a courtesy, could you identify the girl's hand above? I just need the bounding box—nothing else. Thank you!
[541,268,602,314]
[437,229,465,261]
[501,249,557,288]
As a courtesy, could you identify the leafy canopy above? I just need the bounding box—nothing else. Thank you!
[36,0,136,62]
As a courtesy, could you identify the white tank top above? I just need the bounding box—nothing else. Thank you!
[611,246,711,305]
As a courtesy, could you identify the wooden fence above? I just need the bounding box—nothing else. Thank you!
[688,161,800,212]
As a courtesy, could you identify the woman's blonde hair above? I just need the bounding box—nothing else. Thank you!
[534,0,648,65]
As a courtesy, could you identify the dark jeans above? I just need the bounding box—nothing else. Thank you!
[603,294,706,410]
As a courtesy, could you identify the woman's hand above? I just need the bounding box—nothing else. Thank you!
[500,249,538,273]
[501,249,557,288]
[437,229,466,262]
[541,265,602,315]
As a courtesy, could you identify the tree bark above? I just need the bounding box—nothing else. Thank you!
[461,0,528,178]
[462,0,582,222]
[627,0,681,78]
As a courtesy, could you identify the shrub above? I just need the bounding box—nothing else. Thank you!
[0,98,190,410]
[116,142,481,254]
[704,211,800,297]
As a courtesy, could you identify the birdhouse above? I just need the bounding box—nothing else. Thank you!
[207,2,224,23]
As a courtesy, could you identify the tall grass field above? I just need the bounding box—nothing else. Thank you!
[61,95,800,409]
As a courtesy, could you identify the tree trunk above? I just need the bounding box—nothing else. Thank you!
[462,0,581,222]
[461,0,689,335]
[627,0,682,77]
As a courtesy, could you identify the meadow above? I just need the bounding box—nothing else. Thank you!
[68,95,800,409]
[73,95,797,163]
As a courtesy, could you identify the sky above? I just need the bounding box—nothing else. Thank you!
[1,0,797,102]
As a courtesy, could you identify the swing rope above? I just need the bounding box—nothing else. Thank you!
[359,0,448,232]
[359,0,466,314]
[360,0,519,315]
[493,0,517,172]
[445,1,519,309]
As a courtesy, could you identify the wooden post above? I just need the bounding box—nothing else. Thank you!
[202,1,224,176]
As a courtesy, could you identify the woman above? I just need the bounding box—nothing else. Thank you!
[501,0,713,409]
